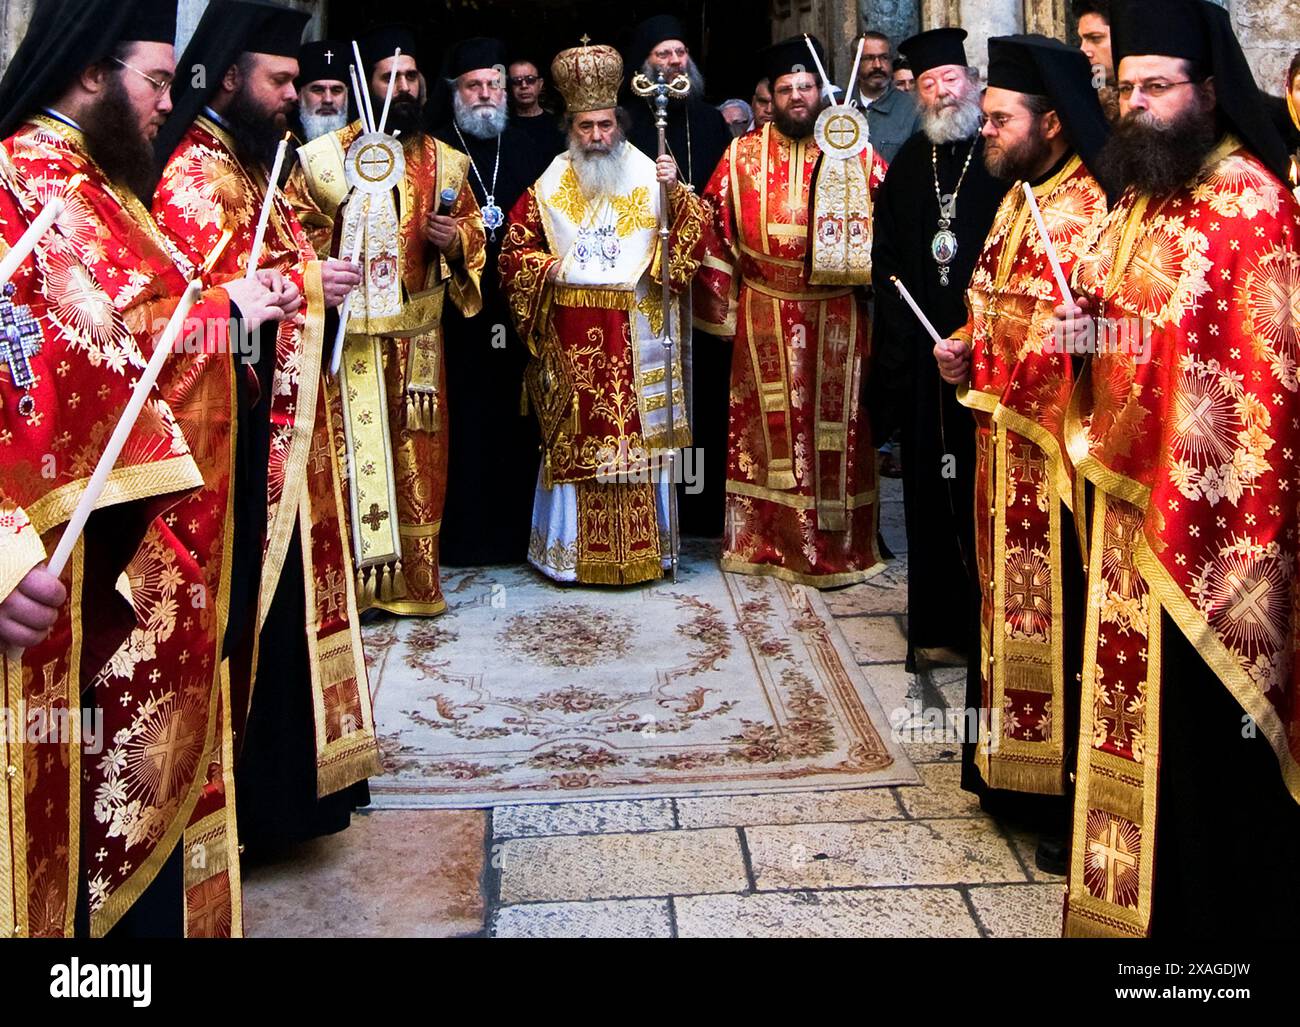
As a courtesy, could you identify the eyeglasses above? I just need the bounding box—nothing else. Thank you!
[862,54,892,66]
[111,57,173,98]
[509,74,540,87]
[978,111,1036,132]
[1115,79,1195,99]
[773,81,820,98]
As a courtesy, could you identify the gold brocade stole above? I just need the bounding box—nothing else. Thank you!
[301,381,381,794]
[338,335,405,602]
[812,299,859,531]
[971,418,1068,794]
[305,131,462,603]
[808,146,874,287]
[960,177,1076,795]
[0,538,84,938]
[1065,487,1159,938]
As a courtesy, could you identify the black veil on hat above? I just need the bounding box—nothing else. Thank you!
[757,35,827,90]
[0,0,178,139]
[897,27,969,78]
[1110,0,1288,180]
[987,34,1111,179]
[155,0,308,163]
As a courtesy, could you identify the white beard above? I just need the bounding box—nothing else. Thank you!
[568,138,630,200]
[300,108,349,141]
[919,92,983,145]
[454,92,508,140]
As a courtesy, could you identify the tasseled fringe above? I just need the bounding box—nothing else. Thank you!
[356,560,408,606]
[357,566,376,608]
[405,391,440,432]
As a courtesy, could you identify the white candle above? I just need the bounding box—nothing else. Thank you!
[244,134,289,280]
[349,64,374,135]
[329,214,366,377]
[845,36,865,105]
[352,40,379,134]
[1022,181,1073,304]
[804,34,838,105]
[0,197,64,287]
[377,48,402,136]
[890,275,944,346]
[46,281,203,577]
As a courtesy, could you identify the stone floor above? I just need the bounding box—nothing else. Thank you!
[242,478,1066,938]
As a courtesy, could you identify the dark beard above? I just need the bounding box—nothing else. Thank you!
[83,76,157,200]
[984,129,1053,182]
[1096,102,1219,196]
[773,106,816,140]
[381,95,424,137]
[223,84,286,166]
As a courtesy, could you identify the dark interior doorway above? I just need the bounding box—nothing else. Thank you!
[323,0,772,104]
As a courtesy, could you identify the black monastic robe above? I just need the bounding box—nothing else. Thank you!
[628,95,733,536]
[434,121,554,565]
[869,132,1008,667]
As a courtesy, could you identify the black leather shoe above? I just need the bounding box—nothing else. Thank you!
[1035,835,1069,876]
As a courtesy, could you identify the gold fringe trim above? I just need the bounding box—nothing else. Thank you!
[316,745,383,798]
[552,284,637,311]
[576,554,664,586]
[981,756,1066,796]
[1064,907,1144,939]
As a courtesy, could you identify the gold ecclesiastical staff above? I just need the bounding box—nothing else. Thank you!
[630,69,689,583]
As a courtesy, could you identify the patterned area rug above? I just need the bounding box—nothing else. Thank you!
[365,543,917,807]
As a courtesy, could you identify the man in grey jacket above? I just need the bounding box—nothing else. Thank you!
[850,31,919,163]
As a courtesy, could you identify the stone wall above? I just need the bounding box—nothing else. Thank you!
[0,1,1294,98]
[0,0,322,68]
[787,0,1297,93]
